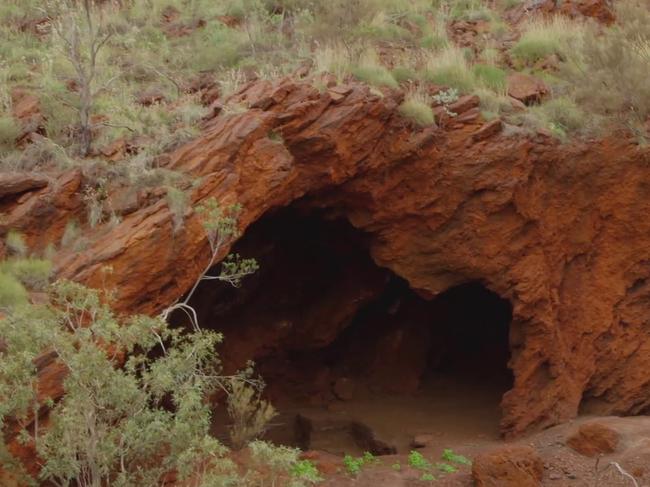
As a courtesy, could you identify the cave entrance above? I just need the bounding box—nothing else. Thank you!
[182,205,513,454]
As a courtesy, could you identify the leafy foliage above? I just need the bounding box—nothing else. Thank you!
[441,448,471,465]
[248,440,322,485]
[408,450,432,471]
[0,280,239,487]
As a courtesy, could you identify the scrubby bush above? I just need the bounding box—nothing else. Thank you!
[227,377,277,450]
[249,440,322,485]
[0,280,239,487]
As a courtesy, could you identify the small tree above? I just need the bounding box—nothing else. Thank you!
[160,198,259,332]
[45,0,115,156]
[0,279,241,487]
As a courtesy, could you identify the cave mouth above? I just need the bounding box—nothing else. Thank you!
[182,204,513,454]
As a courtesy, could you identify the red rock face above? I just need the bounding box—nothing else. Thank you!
[472,445,543,487]
[8,79,650,439]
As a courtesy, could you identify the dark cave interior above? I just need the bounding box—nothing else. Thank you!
[177,204,514,452]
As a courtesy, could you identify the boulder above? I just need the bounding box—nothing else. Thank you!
[566,421,620,457]
[472,445,543,487]
[507,73,549,105]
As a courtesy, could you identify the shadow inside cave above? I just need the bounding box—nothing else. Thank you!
[174,203,514,454]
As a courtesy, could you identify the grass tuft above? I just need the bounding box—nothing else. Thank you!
[511,16,584,65]
[424,47,477,92]
[399,90,435,126]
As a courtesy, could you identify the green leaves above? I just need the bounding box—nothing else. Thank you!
[441,448,471,466]
[0,279,235,487]
[195,198,242,249]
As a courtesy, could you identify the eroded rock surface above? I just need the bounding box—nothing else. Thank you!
[7,78,650,441]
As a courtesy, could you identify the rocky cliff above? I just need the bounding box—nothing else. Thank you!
[3,78,650,439]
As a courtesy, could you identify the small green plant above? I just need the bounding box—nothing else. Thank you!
[441,448,471,465]
[392,462,401,471]
[433,88,460,118]
[421,472,435,482]
[249,441,322,485]
[343,454,365,476]
[408,450,432,471]
[436,462,458,473]
[363,451,379,464]
[292,459,323,484]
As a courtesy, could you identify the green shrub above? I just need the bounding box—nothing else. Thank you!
[436,462,457,473]
[226,378,277,450]
[0,280,243,486]
[249,441,322,485]
[408,450,432,471]
[399,92,435,126]
[441,448,471,465]
[343,454,365,476]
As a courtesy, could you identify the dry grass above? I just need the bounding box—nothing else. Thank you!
[424,47,477,93]
[511,16,585,66]
[399,89,435,126]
